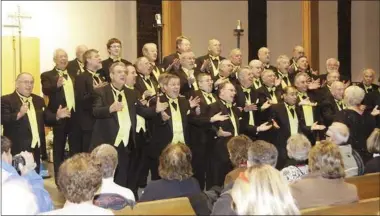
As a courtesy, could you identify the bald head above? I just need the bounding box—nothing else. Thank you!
[258,47,270,64]
[219,59,234,77]
[75,45,88,62]
[293,45,304,59]
[229,48,242,66]
[142,43,158,62]
[330,81,345,100]
[208,39,221,56]
[362,68,376,86]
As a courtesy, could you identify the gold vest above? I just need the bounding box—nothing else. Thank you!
[242,87,255,126]
[222,101,238,136]
[285,103,299,135]
[111,85,132,147]
[168,97,185,144]
[298,94,314,126]
[125,85,146,133]
[201,91,216,105]
[57,69,76,111]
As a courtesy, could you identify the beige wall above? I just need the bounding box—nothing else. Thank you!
[352,1,380,82]
[2,1,137,76]
[267,1,302,65]
[181,1,249,64]
[318,1,338,74]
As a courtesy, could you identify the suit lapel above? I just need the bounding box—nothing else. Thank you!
[105,85,118,123]
[162,96,173,131]
[280,104,291,133]
[11,92,32,133]
[124,88,136,128]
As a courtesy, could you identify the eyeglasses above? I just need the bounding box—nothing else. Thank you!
[19,80,34,85]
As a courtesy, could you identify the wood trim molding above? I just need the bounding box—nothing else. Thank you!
[302,1,319,70]
[162,0,182,57]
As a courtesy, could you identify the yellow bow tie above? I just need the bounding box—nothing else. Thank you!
[222,100,232,108]
[210,55,220,61]
[242,87,251,93]
[57,69,68,75]
[112,57,122,62]
[298,92,307,98]
[287,104,295,110]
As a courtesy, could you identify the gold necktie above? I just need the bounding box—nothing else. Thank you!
[18,94,40,148]
[58,69,75,111]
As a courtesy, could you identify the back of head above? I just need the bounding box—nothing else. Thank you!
[247,140,278,167]
[91,144,118,179]
[344,85,365,107]
[367,128,380,154]
[58,153,102,203]
[308,140,345,179]
[286,134,311,161]
[327,122,350,145]
[159,143,193,181]
[2,178,38,215]
[231,164,300,215]
[227,135,253,167]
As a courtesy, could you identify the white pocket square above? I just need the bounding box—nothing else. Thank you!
[187,110,190,115]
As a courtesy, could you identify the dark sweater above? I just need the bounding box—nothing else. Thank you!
[139,177,201,202]
[364,156,380,174]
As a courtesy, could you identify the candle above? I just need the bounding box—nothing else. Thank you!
[155,14,162,25]
[237,20,241,30]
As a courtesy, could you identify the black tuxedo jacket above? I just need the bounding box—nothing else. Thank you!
[208,100,241,161]
[162,52,180,73]
[189,90,218,127]
[148,95,191,158]
[195,54,225,79]
[357,83,380,110]
[134,74,159,98]
[90,84,155,149]
[296,92,322,143]
[175,68,200,98]
[74,70,106,130]
[97,57,132,82]
[320,92,341,127]
[67,58,83,77]
[256,85,284,124]
[1,92,56,157]
[150,65,165,83]
[234,84,260,137]
[41,68,76,115]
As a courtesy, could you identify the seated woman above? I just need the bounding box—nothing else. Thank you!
[280,134,311,182]
[91,144,135,201]
[231,164,300,215]
[290,140,359,209]
[41,153,113,215]
[224,135,253,187]
[139,143,201,202]
[326,122,364,176]
[365,128,380,174]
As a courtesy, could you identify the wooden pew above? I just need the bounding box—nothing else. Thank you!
[301,197,380,215]
[113,197,196,215]
[345,172,380,200]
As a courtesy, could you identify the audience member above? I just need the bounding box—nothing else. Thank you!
[326,122,364,176]
[290,140,359,209]
[224,135,252,186]
[1,136,54,213]
[91,144,135,201]
[280,134,311,182]
[365,128,380,174]
[42,153,113,215]
[139,143,201,202]
[231,164,300,215]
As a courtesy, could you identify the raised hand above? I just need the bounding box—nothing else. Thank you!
[161,111,171,121]
[56,105,71,120]
[257,122,273,132]
[275,77,282,87]
[143,90,154,99]
[200,59,211,72]
[261,100,272,110]
[17,102,29,120]
[109,101,124,113]
[210,112,229,123]
[155,96,169,113]
[272,119,280,129]
[244,103,258,112]
[57,76,65,88]
[217,127,232,137]
[311,121,326,131]
[308,79,321,90]
[371,105,380,116]
[189,96,200,108]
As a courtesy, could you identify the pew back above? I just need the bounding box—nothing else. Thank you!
[301,197,380,215]
[345,172,380,200]
[113,197,196,215]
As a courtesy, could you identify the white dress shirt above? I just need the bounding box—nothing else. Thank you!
[97,178,136,201]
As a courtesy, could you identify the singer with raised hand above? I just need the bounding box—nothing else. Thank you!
[2,72,71,173]
[41,49,79,184]
[195,39,225,81]
[74,49,106,153]
[90,62,164,188]
[162,36,191,73]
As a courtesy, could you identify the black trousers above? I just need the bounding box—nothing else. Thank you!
[135,130,150,189]
[71,129,92,153]
[148,156,160,181]
[52,111,81,182]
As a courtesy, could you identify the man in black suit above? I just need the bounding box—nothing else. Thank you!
[135,57,159,101]
[293,72,323,143]
[162,36,191,73]
[175,51,200,98]
[258,47,277,73]
[188,73,229,190]
[320,81,346,127]
[97,38,132,82]
[269,86,325,169]
[317,70,340,103]
[142,43,164,82]
[228,48,242,80]
[2,73,70,172]
[195,39,225,80]
[288,56,318,81]
[289,45,305,69]
[276,55,292,88]
[235,66,273,140]
[249,59,264,90]
[67,45,88,77]
[91,62,167,188]
[318,58,350,85]
[213,59,236,90]
[74,49,106,153]
[147,74,199,180]
[41,48,80,181]
[357,68,379,111]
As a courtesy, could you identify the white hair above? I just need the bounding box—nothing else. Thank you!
[344,86,365,107]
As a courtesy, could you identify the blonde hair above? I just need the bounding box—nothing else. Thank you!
[344,86,365,107]
[367,128,380,154]
[286,134,311,161]
[231,164,300,215]
[308,140,345,179]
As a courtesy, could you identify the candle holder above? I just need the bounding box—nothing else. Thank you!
[234,20,244,49]
[153,14,164,64]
